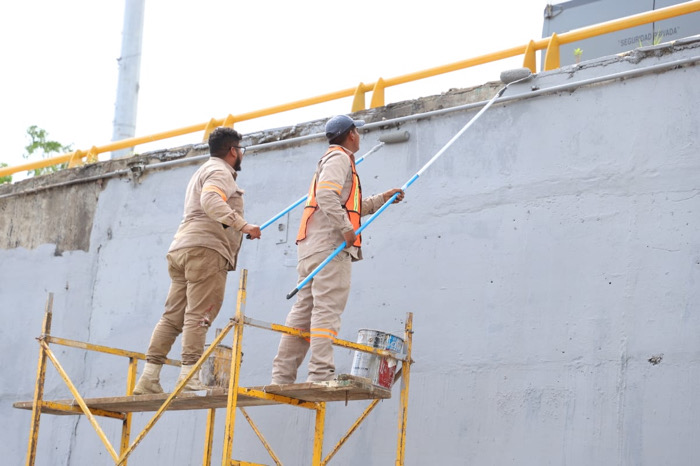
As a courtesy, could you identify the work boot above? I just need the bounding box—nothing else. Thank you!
[176,364,210,391]
[133,362,164,395]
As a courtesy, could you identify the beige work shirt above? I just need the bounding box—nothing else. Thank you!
[297,146,385,262]
[169,157,248,270]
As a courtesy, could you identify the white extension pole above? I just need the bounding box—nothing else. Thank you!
[285,70,532,299]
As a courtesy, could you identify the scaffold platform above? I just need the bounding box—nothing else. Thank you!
[14,375,392,414]
[14,270,413,465]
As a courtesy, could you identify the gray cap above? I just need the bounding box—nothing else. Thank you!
[325,115,365,140]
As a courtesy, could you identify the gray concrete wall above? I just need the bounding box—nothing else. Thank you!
[1,37,699,466]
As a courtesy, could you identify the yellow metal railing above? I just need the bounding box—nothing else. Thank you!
[2,0,698,180]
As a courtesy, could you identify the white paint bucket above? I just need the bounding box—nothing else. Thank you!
[350,329,404,389]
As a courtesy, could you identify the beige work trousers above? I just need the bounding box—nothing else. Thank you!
[146,247,228,365]
[271,250,352,384]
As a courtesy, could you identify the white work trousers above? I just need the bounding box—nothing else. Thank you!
[271,250,351,384]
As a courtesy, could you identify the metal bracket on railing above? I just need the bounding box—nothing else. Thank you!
[523,40,537,73]
[86,146,99,163]
[370,77,386,109]
[68,150,86,168]
[222,114,236,128]
[202,118,221,142]
[352,82,366,112]
[544,33,561,71]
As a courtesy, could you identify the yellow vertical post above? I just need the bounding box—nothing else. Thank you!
[351,83,366,112]
[222,114,236,128]
[203,409,216,466]
[119,357,138,464]
[203,118,222,142]
[25,293,53,466]
[222,269,248,465]
[312,403,326,466]
[370,78,386,108]
[522,40,537,73]
[68,149,86,168]
[544,33,561,71]
[395,312,413,466]
[87,146,100,163]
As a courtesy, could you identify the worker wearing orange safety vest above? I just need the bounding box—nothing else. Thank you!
[271,115,404,384]
[296,145,363,247]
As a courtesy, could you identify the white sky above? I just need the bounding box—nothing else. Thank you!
[0,0,551,180]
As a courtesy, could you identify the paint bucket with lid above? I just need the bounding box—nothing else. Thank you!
[350,329,404,389]
[199,330,232,388]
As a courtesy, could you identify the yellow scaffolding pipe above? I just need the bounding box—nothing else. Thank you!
[20,282,415,465]
[120,358,139,466]
[239,408,283,466]
[312,402,326,466]
[222,270,248,465]
[41,340,120,463]
[203,409,216,466]
[38,401,125,420]
[241,316,406,361]
[237,387,318,410]
[322,399,381,465]
[2,1,697,180]
[117,320,236,465]
[45,336,181,366]
[395,313,414,465]
[25,294,53,466]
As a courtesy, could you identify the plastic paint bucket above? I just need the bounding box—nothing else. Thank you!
[350,329,404,389]
[199,343,232,388]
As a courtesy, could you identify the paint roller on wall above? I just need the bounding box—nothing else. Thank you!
[285,68,534,299]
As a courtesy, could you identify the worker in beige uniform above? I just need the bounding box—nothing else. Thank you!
[271,115,404,384]
[134,127,261,395]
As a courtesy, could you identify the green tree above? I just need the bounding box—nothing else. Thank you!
[0,163,11,184]
[23,125,73,177]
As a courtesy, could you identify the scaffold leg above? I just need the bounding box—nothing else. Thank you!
[312,402,326,466]
[203,409,216,466]
[120,357,138,465]
[25,293,53,466]
[395,312,413,466]
[222,270,248,465]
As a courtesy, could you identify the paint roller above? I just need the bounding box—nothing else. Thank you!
[253,130,410,235]
[499,68,533,87]
[285,68,534,299]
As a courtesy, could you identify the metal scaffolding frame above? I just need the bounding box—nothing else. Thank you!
[16,270,413,465]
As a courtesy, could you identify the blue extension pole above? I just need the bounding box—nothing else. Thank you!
[285,72,532,299]
[258,141,387,232]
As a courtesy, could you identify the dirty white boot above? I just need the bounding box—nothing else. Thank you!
[133,362,164,395]
[176,364,209,391]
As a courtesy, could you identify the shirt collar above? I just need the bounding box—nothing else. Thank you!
[328,144,355,161]
[209,156,238,179]
[337,144,354,156]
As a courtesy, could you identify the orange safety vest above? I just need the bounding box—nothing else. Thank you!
[296,145,362,247]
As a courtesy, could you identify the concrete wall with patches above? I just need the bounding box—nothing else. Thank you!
[1,36,699,465]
